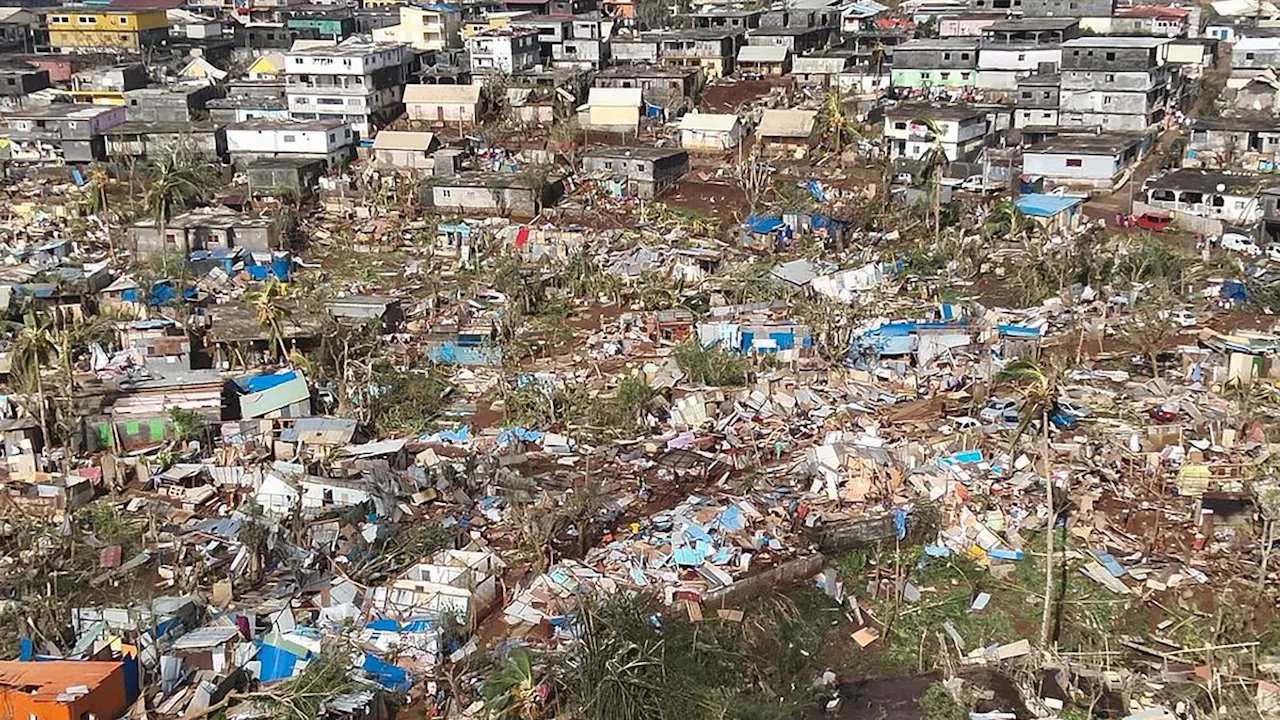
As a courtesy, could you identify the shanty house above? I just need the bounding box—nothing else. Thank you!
[403,83,482,126]
[580,146,689,198]
[1013,193,1085,234]
[422,172,559,216]
[128,208,280,255]
[677,112,744,151]
[756,109,817,156]
[369,549,505,626]
[370,130,441,170]
[583,86,643,131]
[0,661,128,720]
[737,44,790,76]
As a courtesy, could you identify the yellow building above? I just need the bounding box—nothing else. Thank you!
[46,9,170,53]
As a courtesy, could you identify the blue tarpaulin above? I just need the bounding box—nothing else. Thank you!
[367,618,400,632]
[362,653,413,693]
[1222,280,1248,303]
[894,508,908,540]
[745,214,785,234]
[240,370,300,393]
[806,179,828,203]
[256,642,302,683]
[497,427,544,445]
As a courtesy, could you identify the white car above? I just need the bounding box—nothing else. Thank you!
[1171,310,1198,327]
[979,398,1017,423]
[1055,399,1092,418]
[1268,245,1280,263]
[1222,232,1262,257]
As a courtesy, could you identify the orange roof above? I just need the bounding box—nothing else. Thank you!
[0,661,122,702]
[1118,5,1188,18]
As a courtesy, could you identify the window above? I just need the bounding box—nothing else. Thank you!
[1105,52,1115,61]
[1248,52,1257,60]
[118,15,128,23]
[51,15,69,23]
[1236,200,1247,209]
[960,52,970,60]
[940,71,951,80]
[1041,111,1052,119]
[329,132,336,142]
[943,52,951,60]
[1105,73,1115,82]
[961,72,970,79]
[283,134,296,142]
[1021,91,1032,99]
[4,78,12,86]
[77,15,94,23]
[894,121,907,129]
[296,97,309,104]
[1018,53,1026,61]
[119,33,128,40]
[604,161,613,169]
[1065,158,1083,167]
[1043,91,1052,99]
[441,189,451,197]
[1103,96,1112,104]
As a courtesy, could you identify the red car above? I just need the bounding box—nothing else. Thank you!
[1134,213,1172,232]
[1148,406,1179,423]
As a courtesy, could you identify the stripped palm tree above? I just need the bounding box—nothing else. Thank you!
[911,116,947,243]
[145,149,218,272]
[83,163,115,260]
[994,358,1060,649]
[9,311,58,444]
[483,647,551,719]
[246,279,290,361]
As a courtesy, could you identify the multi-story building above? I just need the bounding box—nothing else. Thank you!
[882,103,989,163]
[975,19,1073,93]
[285,40,410,137]
[3,103,126,163]
[1021,0,1111,18]
[1058,37,1171,132]
[1014,72,1060,128]
[1107,6,1189,38]
[372,3,461,51]
[890,38,979,89]
[464,26,538,73]
[44,8,169,53]
[285,6,359,40]
[1230,37,1280,89]
[0,62,50,107]
[656,29,743,80]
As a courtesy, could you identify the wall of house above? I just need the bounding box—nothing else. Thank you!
[429,185,537,215]
[889,68,977,88]
[1022,151,1119,182]
[587,104,639,129]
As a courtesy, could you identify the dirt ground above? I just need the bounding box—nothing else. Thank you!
[663,179,752,224]
[699,77,792,112]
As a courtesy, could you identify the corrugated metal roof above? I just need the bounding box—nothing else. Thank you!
[588,86,643,107]
[679,112,740,133]
[757,109,817,138]
[792,56,848,74]
[738,44,789,63]
[403,83,482,105]
[372,130,438,152]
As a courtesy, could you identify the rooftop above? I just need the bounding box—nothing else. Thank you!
[1014,193,1084,217]
[757,108,818,137]
[595,65,700,78]
[1148,169,1266,196]
[1060,36,1172,48]
[738,44,789,62]
[372,130,438,151]
[403,83,482,104]
[226,118,349,132]
[104,121,219,135]
[984,17,1079,31]
[892,37,981,50]
[1024,132,1146,155]
[582,146,688,160]
[0,661,121,701]
[884,102,988,121]
[677,112,741,132]
[3,103,119,120]
[1117,4,1189,18]
[1018,72,1061,86]
[286,40,406,57]
[430,171,540,189]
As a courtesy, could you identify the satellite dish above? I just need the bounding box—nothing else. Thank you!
[1217,183,1227,192]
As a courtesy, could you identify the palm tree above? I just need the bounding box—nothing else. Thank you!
[9,311,57,443]
[145,150,217,270]
[246,279,290,360]
[982,200,1032,240]
[995,358,1059,650]
[817,88,860,156]
[911,116,947,243]
[83,163,115,260]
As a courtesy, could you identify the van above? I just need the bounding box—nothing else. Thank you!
[1222,232,1261,257]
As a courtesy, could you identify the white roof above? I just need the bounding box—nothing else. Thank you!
[792,56,848,74]
[738,44,789,63]
[1235,36,1280,50]
[588,87,643,107]
[373,130,438,151]
[403,83,483,105]
[678,112,741,132]
[757,109,818,138]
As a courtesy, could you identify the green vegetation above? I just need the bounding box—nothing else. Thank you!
[366,363,452,435]
[167,406,207,444]
[674,340,749,387]
[919,682,966,720]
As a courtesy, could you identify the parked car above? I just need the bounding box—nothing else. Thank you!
[1268,244,1280,263]
[1171,310,1198,327]
[1222,232,1262,257]
[960,175,1003,193]
[980,397,1017,422]
[1055,399,1092,419]
[1134,212,1172,232]
[1148,406,1179,423]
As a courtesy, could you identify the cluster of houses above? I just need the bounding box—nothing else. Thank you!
[4,0,1280,236]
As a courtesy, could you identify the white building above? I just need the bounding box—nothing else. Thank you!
[464,27,539,74]
[285,40,410,137]
[882,104,988,163]
[976,46,1062,91]
[677,112,745,151]
[1021,133,1147,192]
[1145,169,1265,225]
[225,118,354,168]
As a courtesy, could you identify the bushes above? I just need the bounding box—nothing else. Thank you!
[674,340,748,387]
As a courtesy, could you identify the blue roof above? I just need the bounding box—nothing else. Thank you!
[1014,194,1084,218]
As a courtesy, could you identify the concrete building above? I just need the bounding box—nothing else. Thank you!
[285,40,410,137]
[129,207,282,255]
[123,84,221,123]
[0,62,49,103]
[1014,72,1060,128]
[746,26,831,55]
[1058,37,1171,132]
[225,118,355,168]
[1021,132,1146,191]
[737,43,790,76]
[465,26,539,73]
[976,45,1062,92]
[882,103,988,163]
[657,29,742,80]
[1185,117,1280,171]
[403,83,482,125]
[1145,169,1265,224]
[1021,0,1111,18]
[552,35,611,70]
[372,3,462,51]
[1231,38,1280,89]
[592,65,703,107]
[890,38,979,89]
[693,7,762,31]
[370,129,442,170]
[1108,5,1189,37]
[422,172,557,215]
[677,112,744,151]
[938,14,1003,38]
[104,121,226,161]
[756,108,817,156]
[981,16,1077,44]
[44,8,169,53]
[3,103,125,163]
[580,146,690,198]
